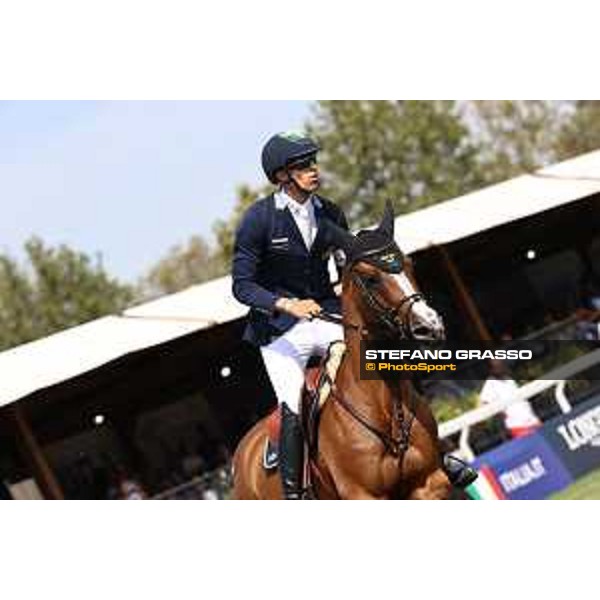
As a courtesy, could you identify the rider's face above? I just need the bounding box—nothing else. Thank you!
[288,157,320,192]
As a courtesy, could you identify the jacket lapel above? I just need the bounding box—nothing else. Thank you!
[310,196,328,255]
[272,194,309,253]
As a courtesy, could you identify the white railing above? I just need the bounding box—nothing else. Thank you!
[152,465,232,500]
[438,348,600,461]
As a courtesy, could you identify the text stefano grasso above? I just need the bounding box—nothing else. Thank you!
[364,349,533,361]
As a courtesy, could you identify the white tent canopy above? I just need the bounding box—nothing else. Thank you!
[3,149,600,408]
[0,315,207,407]
[124,275,244,325]
[394,149,600,254]
[0,279,249,408]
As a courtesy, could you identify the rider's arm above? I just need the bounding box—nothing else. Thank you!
[275,297,322,319]
[232,204,322,319]
[231,204,279,315]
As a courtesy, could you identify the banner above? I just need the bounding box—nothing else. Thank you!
[540,393,600,479]
[470,433,573,500]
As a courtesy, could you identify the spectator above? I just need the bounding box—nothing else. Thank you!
[479,360,541,439]
[574,307,600,341]
[202,488,219,500]
[180,441,206,479]
[580,275,600,311]
[113,466,147,500]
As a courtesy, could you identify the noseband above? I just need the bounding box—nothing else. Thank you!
[318,268,425,339]
[350,271,424,340]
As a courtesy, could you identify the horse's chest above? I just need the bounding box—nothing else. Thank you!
[377,445,434,496]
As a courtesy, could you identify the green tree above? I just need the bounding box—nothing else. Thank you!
[555,101,600,160]
[212,183,270,266]
[138,234,226,300]
[307,100,485,225]
[0,237,133,351]
[463,100,569,183]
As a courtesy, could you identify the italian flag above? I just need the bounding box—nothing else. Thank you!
[465,464,506,500]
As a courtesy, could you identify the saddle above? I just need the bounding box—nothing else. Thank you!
[262,341,346,470]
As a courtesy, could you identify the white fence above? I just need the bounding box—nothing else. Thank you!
[438,348,600,461]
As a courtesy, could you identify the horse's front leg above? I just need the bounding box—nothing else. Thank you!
[408,469,452,500]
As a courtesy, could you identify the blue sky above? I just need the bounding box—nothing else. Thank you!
[0,101,311,282]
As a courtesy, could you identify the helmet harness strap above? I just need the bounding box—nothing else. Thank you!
[283,167,313,197]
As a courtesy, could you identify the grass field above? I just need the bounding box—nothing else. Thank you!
[550,468,600,499]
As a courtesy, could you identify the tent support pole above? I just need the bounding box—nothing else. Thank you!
[8,404,64,500]
[435,244,494,342]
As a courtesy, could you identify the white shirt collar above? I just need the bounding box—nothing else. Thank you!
[274,189,322,211]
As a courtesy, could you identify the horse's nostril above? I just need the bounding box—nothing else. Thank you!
[413,326,431,338]
[411,322,446,341]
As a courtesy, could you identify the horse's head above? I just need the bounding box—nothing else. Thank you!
[328,201,445,341]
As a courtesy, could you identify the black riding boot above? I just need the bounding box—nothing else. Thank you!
[279,403,305,500]
[442,454,478,489]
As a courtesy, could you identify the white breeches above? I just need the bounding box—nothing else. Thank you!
[260,319,344,414]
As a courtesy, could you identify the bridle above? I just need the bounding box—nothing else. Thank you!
[318,263,425,341]
[349,271,425,340]
[314,260,427,459]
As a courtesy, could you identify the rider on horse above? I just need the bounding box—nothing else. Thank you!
[232,131,476,499]
[232,131,346,499]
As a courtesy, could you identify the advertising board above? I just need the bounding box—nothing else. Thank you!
[471,433,573,499]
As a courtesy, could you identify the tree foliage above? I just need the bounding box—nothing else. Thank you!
[463,100,569,183]
[137,234,226,300]
[308,100,486,225]
[212,183,270,266]
[555,101,600,160]
[0,237,133,351]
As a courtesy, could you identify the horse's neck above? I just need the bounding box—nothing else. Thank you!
[340,297,369,381]
[338,300,399,416]
[337,296,412,414]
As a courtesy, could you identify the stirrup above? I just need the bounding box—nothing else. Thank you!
[285,488,308,500]
[443,454,478,489]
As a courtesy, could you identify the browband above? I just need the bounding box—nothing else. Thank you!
[350,242,405,274]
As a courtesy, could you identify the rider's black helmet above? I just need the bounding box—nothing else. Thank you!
[261,131,320,183]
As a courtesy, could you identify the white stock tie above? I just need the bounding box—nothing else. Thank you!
[296,205,314,250]
[280,191,316,251]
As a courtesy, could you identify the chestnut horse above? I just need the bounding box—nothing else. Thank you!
[232,203,452,500]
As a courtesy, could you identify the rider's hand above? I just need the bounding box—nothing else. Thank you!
[275,298,322,320]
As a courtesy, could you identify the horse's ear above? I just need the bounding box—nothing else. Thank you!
[325,219,358,256]
[377,200,395,239]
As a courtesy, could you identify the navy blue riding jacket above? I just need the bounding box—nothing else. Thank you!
[231,193,349,346]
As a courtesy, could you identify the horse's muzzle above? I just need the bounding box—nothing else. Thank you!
[408,309,445,341]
